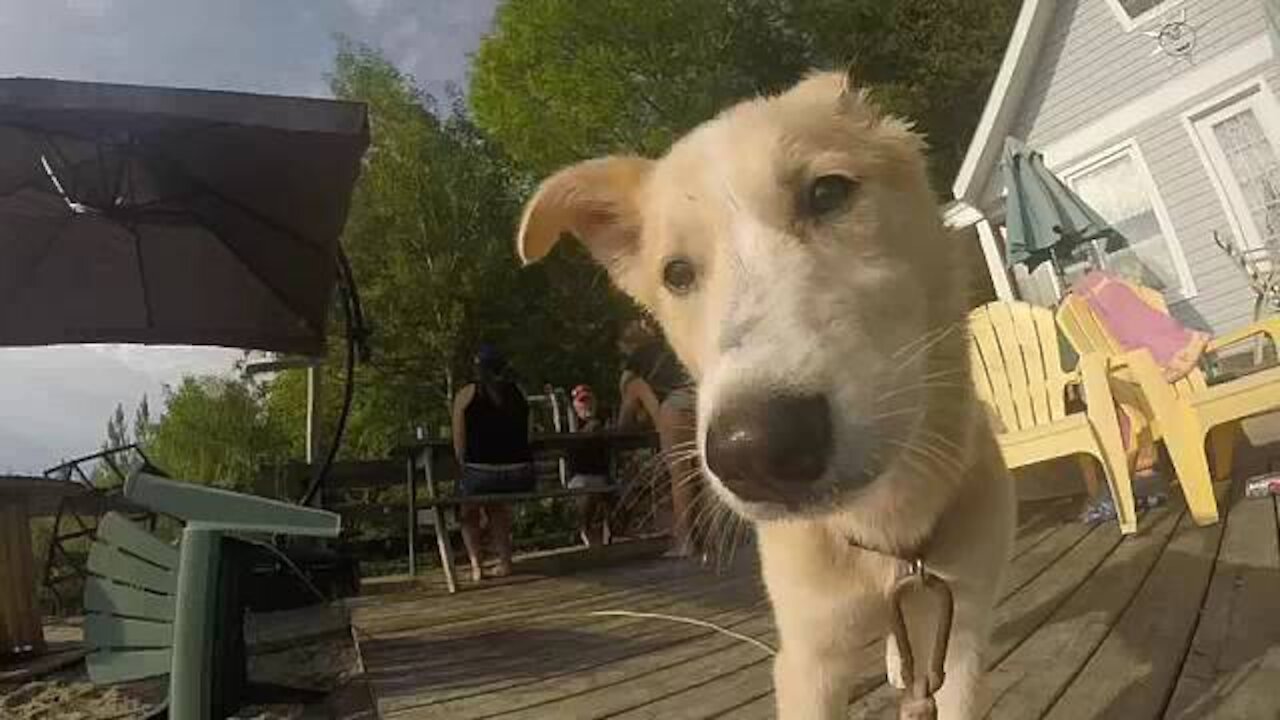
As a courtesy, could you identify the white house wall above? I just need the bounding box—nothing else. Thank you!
[1133,106,1260,332]
[1012,0,1266,150]
[978,0,1277,334]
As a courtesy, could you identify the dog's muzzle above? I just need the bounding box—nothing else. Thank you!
[704,392,834,505]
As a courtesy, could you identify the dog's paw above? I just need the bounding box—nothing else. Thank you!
[885,636,906,690]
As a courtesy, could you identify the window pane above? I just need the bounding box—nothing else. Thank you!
[1070,152,1181,293]
[1211,108,1280,250]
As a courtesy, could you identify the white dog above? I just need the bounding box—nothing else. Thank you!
[517,71,1015,720]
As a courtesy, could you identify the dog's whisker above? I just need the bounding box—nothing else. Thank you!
[866,406,925,422]
[913,426,966,454]
[883,436,951,467]
[891,321,961,364]
[875,381,969,403]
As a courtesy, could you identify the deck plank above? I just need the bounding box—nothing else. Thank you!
[356,558,713,630]
[721,517,1119,719]
[985,504,1182,718]
[495,622,775,719]
[358,559,747,638]
[1164,489,1280,719]
[373,576,768,715]
[353,483,1280,719]
[1042,490,1229,719]
[848,518,1124,717]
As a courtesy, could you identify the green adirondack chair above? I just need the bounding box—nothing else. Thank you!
[84,472,341,720]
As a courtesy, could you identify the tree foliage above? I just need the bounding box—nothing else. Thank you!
[144,377,290,490]
[471,0,1019,190]
[102,403,129,453]
[99,5,1020,486]
[264,40,638,461]
[471,0,810,177]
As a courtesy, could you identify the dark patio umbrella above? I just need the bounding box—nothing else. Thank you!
[1002,137,1125,273]
[0,77,369,356]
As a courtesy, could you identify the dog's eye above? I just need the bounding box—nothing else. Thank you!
[807,175,858,217]
[662,258,697,295]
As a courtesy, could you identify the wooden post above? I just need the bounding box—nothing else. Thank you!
[977,219,1016,301]
[424,446,457,594]
[306,365,322,508]
[0,497,44,658]
[405,454,416,578]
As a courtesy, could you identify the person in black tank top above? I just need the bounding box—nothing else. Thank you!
[451,344,534,582]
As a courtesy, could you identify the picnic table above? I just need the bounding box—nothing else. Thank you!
[0,476,85,658]
[0,475,152,659]
[392,430,660,593]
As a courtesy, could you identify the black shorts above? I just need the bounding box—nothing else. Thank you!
[460,464,536,496]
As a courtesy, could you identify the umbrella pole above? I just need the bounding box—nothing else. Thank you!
[306,366,322,507]
[1048,247,1066,300]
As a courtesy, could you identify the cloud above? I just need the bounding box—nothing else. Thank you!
[0,344,241,471]
[345,0,387,19]
[65,0,113,19]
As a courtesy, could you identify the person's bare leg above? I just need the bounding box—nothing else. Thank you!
[487,503,515,576]
[659,396,699,557]
[459,505,485,582]
[576,494,600,547]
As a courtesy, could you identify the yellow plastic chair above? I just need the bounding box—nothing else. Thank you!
[1056,277,1280,528]
[969,301,1137,534]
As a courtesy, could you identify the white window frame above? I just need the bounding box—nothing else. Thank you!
[1100,0,1180,33]
[1182,76,1280,253]
[1057,138,1198,299]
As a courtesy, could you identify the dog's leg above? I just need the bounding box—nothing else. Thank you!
[885,633,906,689]
[931,579,999,720]
[774,643,856,720]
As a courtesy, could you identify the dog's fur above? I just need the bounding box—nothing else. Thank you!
[517,71,1015,719]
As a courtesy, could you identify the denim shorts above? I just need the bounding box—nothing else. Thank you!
[460,464,536,496]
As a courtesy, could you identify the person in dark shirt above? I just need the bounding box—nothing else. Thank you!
[566,384,614,546]
[616,320,700,557]
[451,344,534,582]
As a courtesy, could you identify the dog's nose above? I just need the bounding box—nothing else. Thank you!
[705,392,833,502]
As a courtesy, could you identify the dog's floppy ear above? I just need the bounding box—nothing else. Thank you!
[516,156,653,269]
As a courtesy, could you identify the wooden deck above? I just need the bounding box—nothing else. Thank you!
[351,479,1280,719]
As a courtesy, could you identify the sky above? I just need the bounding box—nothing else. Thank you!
[0,0,499,473]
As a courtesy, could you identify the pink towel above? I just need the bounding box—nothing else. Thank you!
[1071,271,1209,474]
[1071,271,1209,382]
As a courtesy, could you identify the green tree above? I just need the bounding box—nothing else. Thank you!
[146,376,290,490]
[782,0,1021,188]
[275,40,637,462]
[103,403,129,452]
[471,0,810,178]
[471,0,1018,190]
[132,394,154,448]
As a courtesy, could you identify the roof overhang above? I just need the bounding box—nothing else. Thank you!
[951,0,1058,206]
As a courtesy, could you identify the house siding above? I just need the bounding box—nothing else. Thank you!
[1013,0,1267,149]
[982,0,1279,335]
[1268,0,1280,52]
[1133,113,1256,333]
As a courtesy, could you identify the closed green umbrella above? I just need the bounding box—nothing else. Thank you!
[1002,137,1125,273]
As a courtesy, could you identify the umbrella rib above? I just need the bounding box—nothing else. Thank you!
[1,118,340,348]
[6,121,326,259]
[129,224,154,332]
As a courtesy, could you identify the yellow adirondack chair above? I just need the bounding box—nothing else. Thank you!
[1056,277,1280,528]
[969,301,1137,533]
